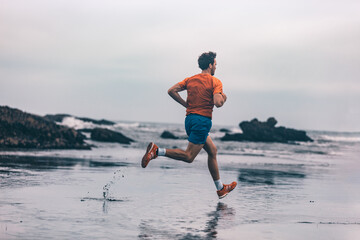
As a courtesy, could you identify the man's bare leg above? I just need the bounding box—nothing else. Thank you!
[142,138,237,198]
[203,136,220,181]
[202,136,237,197]
[165,142,204,163]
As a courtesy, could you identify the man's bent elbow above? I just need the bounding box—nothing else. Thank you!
[214,101,224,108]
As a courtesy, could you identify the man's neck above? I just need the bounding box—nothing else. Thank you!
[201,69,212,75]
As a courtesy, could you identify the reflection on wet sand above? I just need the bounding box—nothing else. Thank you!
[0,155,130,174]
[0,155,132,188]
[238,167,306,186]
[204,202,236,239]
[0,155,131,170]
[138,202,235,240]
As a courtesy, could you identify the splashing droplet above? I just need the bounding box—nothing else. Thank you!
[102,168,127,200]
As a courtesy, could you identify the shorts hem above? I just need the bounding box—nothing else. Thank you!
[188,139,207,145]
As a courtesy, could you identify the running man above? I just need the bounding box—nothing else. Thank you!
[142,51,237,199]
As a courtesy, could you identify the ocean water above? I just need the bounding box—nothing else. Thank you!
[1,119,360,240]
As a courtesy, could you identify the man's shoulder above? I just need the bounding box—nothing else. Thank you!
[185,74,222,87]
[211,76,222,86]
[188,73,204,79]
[211,76,221,81]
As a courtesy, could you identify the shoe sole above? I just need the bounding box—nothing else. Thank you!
[141,142,154,168]
[218,193,228,199]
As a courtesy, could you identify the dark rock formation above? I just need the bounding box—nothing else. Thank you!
[44,114,115,125]
[0,106,90,149]
[77,117,115,126]
[219,128,231,133]
[77,128,93,133]
[160,131,179,139]
[221,117,313,143]
[43,114,72,123]
[220,133,244,142]
[90,128,134,144]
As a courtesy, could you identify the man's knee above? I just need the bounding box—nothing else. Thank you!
[185,153,196,163]
[208,146,217,157]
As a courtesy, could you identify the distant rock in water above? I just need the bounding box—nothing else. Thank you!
[221,117,313,143]
[219,128,231,133]
[44,114,115,125]
[160,131,179,139]
[91,128,134,144]
[0,106,90,149]
[77,128,93,133]
[43,114,72,123]
[77,117,115,126]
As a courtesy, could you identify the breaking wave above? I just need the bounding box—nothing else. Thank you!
[318,134,360,143]
[59,116,102,130]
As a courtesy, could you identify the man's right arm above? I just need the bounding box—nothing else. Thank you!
[214,93,227,108]
[213,77,226,108]
[168,83,187,108]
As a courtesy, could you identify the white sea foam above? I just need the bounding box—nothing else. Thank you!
[114,122,141,129]
[59,116,116,130]
[230,127,243,133]
[319,135,360,143]
[59,117,96,130]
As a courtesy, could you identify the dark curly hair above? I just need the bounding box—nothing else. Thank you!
[198,51,217,70]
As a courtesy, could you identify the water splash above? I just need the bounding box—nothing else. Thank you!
[103,168,126,200]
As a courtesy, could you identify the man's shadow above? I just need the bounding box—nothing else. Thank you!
[203,202,236,239]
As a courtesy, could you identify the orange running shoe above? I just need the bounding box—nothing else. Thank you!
[141,142,158,168]
[217,181,237,199]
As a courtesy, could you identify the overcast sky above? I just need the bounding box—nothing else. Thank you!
[1,0,359,131]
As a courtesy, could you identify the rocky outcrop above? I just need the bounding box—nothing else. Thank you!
[0,106,90,149]
[43,114,71,123]
[90,128,134,144]
[77,128,93,133]
[44,114,115,125]
[77,117,115,126]
[160,131,179,139]
[221,117,313,143]
[219,128,231,133]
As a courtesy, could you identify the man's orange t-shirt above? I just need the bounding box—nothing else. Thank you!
[178,73,223,119]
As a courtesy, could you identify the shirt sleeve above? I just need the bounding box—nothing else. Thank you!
[213,77,223,95]
[178,77,189,90]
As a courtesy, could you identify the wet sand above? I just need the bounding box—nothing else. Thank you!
[1,144,360,239]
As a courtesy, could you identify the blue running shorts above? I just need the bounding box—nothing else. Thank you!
[185,114,212,145]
